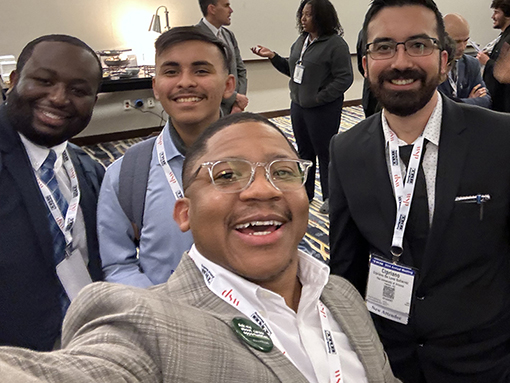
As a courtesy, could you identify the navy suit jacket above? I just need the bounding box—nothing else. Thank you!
[0,104,104,351]
[329,96,510,382]
[438,54,492,108]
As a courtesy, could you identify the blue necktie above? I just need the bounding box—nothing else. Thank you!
[38,150,70,314]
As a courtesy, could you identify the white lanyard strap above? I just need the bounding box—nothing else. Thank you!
[318,301,343,383]
[189,251,343,381]
[447,71,458,98]
[36,149,80,255]
[156,131,184,200]
[388,132,426,261]
[298,35,312,64]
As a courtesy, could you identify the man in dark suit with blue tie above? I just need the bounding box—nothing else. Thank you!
[329,0,510,381]
[196,0,248,115]
[0,34,104,351]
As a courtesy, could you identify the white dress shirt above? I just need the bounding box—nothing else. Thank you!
[189,246,368,383]
[19,134,89,265]
[382,92,443,224]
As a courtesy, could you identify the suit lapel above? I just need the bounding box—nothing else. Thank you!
[167,255,310,382]
[364,118,398,240]
[0,115,55,267]
[421,98,469,275]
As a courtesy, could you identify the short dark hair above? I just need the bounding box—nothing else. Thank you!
[199,0,218,17]
[361,0,446,55]
[297,0,344,36]
[155,26,230,71]
[16,34,103,88]
[491,0,510,17]
[182,112,299,191]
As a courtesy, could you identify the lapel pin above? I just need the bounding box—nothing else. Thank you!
[231,317,273,353]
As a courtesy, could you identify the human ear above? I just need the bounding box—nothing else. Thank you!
[223,74,236,100]
[173,198,191,232]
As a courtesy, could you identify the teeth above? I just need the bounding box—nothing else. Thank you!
[176,97,201,103]
[391,79,415,85]
[42,110,64,120]
[235,220,283,230]
[250,231,272,236]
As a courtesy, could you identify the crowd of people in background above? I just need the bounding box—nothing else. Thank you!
[1,0,510,382]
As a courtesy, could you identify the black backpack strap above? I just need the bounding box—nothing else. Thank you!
[118,137,157,240]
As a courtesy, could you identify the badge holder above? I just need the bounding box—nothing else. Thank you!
[365,251,417,325]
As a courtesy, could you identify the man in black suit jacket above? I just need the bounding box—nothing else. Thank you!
[329,1,510,382]
[196,0,248,115]
[0,35,104,351]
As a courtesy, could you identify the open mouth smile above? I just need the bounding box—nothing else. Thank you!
[234,220,283,236]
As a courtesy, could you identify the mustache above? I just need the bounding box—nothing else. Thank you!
[378,68,427,84]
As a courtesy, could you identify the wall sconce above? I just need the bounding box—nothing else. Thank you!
[149,6,170,33]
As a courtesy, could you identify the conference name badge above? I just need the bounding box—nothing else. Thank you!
[365,255,416,325]
[56,249,93,301]
[293,64,305,84]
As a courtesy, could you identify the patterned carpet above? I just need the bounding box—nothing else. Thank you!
[80,105,366,262]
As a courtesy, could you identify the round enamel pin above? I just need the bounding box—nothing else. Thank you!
[231,317,273,352]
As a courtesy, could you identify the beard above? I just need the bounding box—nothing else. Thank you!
[5,86,92,148]
[369,67,441,117]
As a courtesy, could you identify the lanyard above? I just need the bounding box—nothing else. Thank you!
[188,248,343,383]
[35,149,80,257]
[447,71,458,98]
[298,35,313,64]
[388,131,426,262]
[155,130,184,200]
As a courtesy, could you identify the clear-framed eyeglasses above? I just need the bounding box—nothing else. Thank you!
[366,37,440,60]
[191,158,313,193]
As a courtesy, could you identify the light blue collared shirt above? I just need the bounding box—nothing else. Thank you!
[97,121,193,287]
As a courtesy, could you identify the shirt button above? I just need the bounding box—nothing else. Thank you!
[416,296,425,301]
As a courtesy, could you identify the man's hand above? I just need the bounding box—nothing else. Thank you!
[230,104,243,114]
[251,45,275,59]
[476,51,490,66]
[468,84,488,98]
[494,42,510,83]
[235,93,249,109]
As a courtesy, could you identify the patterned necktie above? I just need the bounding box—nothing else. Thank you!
[39,150,69,265]
[39,150,71,316]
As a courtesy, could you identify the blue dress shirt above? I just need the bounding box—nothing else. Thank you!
[97,121,193,287]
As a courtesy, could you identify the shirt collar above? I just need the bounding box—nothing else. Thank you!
[381,91,442,147]
[188,245,330,309]
[18,133,68,172]
[202,17,221,37]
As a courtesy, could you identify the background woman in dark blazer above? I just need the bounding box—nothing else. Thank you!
[252,0,353,214]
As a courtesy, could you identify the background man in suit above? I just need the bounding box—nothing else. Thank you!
[0,112,399,383]
[0,34,104,351]
[329,0,510,382]
[438,13,492,108]
[197,0,248,114]
[98,27,235,288]
[477,0,510,112]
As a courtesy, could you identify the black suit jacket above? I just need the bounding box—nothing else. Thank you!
[484,27,510,113]
[0,105,104,351]
[329,97,510,382]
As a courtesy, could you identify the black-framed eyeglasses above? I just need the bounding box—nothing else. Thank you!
[190,158,313,193]
[366,37,440,60]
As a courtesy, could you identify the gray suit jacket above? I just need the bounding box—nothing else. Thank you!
[0,254,398,382]
[196,19,247,114]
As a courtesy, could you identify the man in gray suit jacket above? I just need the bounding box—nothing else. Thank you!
[196,0,248,115]
[0,113,399,383]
